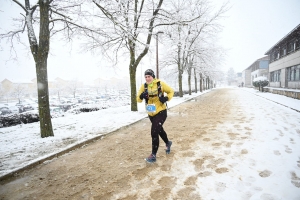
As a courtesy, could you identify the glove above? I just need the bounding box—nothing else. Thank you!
[139,92,149,100]
[159,96,168,103]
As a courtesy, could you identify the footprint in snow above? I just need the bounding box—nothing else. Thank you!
[215,182,226,193]
[273,150,281,156]
[259,170,272,178]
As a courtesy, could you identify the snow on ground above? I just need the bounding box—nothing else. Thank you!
[0,90,209,177]
[194,88,300,199]
[0,87,300,192]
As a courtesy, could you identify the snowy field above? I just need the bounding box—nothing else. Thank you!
[0,87,300,181]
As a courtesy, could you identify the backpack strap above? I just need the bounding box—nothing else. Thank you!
[158,81,168,108]
[144,81,165,105]
[144,83,148,104]
[157,81,164,97]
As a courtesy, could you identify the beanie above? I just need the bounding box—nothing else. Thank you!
[144,69,155,78]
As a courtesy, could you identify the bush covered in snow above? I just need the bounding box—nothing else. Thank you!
[0,113,39,128]
[66,104,105,114]
[79,107,100,112]
[252,76,269,92]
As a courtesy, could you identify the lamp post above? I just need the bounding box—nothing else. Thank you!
[155,31,164,79]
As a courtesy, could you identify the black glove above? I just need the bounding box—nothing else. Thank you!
[159,96,168,103]
[140,92,149,100]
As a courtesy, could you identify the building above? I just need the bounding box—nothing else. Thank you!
[242,56,269,87]
[265,24,300,89]
[0,78,36,94]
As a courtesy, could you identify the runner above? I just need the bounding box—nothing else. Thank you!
[137,69,174,163]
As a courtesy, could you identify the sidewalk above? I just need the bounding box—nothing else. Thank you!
[242,87,300,112]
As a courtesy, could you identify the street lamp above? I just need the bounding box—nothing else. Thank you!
[155,31,164,79]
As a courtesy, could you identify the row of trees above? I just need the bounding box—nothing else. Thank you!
[0,0,228,138]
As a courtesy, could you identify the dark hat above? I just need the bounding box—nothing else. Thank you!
[144,69,155,78]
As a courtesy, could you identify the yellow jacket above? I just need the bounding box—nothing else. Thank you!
[137,79,174,116]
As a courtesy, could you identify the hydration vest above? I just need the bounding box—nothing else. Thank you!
[144,81,163,104]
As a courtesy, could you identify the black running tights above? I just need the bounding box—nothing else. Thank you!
[149,109,169,155]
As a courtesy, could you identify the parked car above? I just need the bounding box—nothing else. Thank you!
[23,105,34,112]
[50,107,64,118]
[0,107,12,115]
[58,103,74,112]
[9,106,20,114]
[15,103,24,108]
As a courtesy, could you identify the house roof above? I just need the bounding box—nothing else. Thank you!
[1,78,34,84]
[265,24,300,55]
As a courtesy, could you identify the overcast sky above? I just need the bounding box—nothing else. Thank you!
[0,0,300,83]
[217,0,300,73]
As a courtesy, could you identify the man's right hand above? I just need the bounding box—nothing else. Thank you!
[140,92,149,100]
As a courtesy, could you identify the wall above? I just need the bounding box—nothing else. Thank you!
[288,82,300,89]
[269,50,300,72]
[265,87,300,100]
[244,69,252,87]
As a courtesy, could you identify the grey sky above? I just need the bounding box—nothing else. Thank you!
[217,0,300,73]
[0,0,300,83]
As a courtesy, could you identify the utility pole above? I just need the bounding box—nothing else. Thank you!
[155,31,164,79]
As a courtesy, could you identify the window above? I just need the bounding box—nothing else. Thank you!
[270,70,281,82]
[287,65,300,81]
[296,65,300,81]
[288,42,294,53]
[291,66,295,81]
[272,52,276,61]
[296,39,300,50]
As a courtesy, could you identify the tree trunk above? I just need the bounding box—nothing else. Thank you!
[178,44,183,97]
[178,68,183,97]
[129,63,137,111]
[200,73,203,92]
[194,68,197,93]
[34,0,53,138]
[207,76,210,89]
[36,59,53,138]
[188,68,191,95]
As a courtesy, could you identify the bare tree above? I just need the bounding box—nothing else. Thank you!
[191,42,225,92]
[52,82,66,102]
[0,0,96,137]
[161,0,228,96]
[68,79,79,98]
[86,0,166,111]
[227,67,236,86]
[10,84,26,104]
